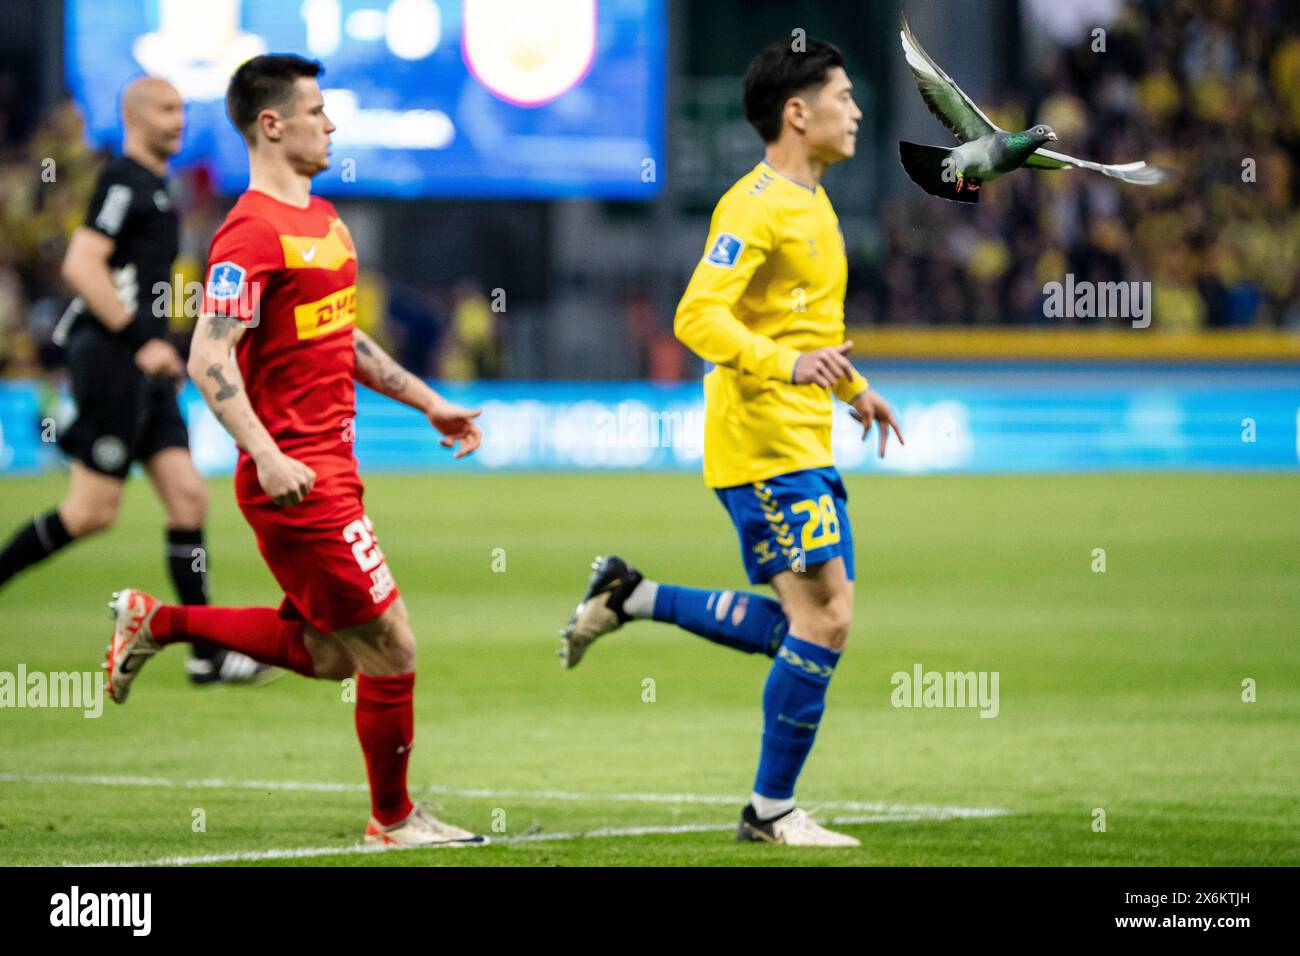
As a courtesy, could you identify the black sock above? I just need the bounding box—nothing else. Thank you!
[166,527,218,660]
[0,510,74,589]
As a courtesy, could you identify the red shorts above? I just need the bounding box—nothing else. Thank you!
[238,477,400,634]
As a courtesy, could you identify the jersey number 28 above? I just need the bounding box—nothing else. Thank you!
[790,495,840,552]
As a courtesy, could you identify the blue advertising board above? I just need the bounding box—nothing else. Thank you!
[2,368,1297,476]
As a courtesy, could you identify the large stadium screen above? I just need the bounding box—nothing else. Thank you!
[65,0,666,199]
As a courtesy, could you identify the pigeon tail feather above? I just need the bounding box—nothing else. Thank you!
[898,141,981,204]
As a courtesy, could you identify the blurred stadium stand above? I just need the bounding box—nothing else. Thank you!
[0,0,1297,476]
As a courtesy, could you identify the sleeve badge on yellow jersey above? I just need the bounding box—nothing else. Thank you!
[705,232,744,268]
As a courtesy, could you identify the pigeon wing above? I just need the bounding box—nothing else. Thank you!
[1025,147,1174,185]
[900,16,1001,143]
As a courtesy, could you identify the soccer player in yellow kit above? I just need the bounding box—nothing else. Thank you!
[561,38,903,847]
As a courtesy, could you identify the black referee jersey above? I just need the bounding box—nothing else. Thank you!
[54,155,188,478]
[53,154,179,346]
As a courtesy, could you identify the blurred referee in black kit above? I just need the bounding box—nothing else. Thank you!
[0,76,270,686]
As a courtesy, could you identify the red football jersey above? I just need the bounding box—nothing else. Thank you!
[202,190,360,507]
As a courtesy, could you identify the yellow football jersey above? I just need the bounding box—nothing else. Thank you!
[675,160,869,488]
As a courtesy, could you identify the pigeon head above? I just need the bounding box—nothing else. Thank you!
[1002,124,1059,158]
[1029,124,1058,145]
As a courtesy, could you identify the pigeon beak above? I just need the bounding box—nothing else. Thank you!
[1048,132,1058,141]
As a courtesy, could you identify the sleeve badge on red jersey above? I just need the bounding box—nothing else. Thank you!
[206,261,246,300]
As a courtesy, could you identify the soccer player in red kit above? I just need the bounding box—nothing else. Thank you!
[102,54,488,847]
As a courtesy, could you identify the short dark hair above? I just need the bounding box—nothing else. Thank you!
[226,54,324,142]
[742,38,845,143]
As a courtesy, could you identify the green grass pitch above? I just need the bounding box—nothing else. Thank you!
[0,471,1296,866]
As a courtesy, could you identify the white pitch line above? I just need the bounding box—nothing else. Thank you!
[0,772,1010,820]
[75,816,949,867]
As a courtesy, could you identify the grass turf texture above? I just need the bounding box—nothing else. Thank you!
[0,471,1296,866]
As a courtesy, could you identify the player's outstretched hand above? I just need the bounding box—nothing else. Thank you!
[255,450,317,506]
[849,389,905,458]
[134,339,184,380]
[429,400,483,459]
[794,342,857,389]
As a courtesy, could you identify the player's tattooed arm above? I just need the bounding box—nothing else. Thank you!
[191,311,246,406]
[188,311,277,460]
[187,311,316,505]
[353,328,425,406]
[352,328,482,456]
[205,363,239,403]
[204,312,243,342]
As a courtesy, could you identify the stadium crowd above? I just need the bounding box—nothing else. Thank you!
[3,0,1298,388]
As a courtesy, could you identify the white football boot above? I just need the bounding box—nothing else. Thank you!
[363,805,489,848]
[104,589,164,704]
[736,805,861,847]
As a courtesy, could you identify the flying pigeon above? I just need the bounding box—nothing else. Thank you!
[897,16,1172,203]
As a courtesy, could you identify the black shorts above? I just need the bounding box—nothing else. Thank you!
[57,324,190,479]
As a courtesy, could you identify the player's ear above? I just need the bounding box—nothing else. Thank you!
[783,96,809,135]
[258,108,283,143]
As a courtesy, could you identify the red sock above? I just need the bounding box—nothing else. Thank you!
[150,605,316,677]
[355,672,415,826]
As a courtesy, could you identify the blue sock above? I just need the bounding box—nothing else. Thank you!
[753,635,841,800]
[651,584,788,656]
